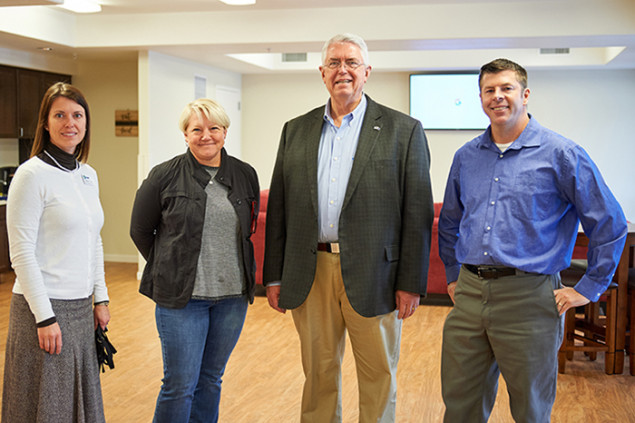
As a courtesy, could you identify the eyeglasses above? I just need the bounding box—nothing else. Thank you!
[324,60,365,70]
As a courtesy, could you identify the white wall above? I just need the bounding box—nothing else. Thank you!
[138,51,242,177]
[242,69,635,222]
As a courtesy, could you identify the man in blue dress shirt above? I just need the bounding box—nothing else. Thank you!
[438,58,627,422]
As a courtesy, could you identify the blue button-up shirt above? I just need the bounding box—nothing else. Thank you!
[438,116,627,302]
[317,95,367,242]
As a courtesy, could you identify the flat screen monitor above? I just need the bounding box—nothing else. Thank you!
[410,73,489,130]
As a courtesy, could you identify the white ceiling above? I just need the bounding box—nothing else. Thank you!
[1,0,634,74]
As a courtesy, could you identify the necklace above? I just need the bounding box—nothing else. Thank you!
[44,150,79,173]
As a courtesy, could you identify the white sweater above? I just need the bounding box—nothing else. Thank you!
[7,157,108,323]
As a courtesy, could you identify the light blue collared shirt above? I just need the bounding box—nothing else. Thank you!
[317,95,368,242]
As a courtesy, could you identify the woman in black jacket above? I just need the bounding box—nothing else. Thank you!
[130,98,259,423]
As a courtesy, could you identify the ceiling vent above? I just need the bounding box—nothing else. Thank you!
[282,53,308,62]
[540,48,570,55]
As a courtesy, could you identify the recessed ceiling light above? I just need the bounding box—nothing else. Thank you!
[218,0,256,5]
[59,0,101,13]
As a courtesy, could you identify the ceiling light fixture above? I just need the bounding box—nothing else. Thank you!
[218,0,256,5]
[59,0,101,13]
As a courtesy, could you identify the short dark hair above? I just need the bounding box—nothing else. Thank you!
[31,82,92,162]
[479,58,528,90]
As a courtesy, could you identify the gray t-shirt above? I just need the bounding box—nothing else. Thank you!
[191,167,245,300]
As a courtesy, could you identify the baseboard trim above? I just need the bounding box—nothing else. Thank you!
[421,293,453,307]
[104,254,138,263]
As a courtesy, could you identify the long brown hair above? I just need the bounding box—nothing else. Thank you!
[30,82,92,162]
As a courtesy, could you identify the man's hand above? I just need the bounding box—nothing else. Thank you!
[37,322,62,355]
[553,287,590,316]
[395,290,420,320]
[266,285,287,314]
[447,282,457,304]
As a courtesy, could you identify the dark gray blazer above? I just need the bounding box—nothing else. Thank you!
[263,95,434,317]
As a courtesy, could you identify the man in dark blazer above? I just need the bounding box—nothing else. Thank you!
[263,33,434,422]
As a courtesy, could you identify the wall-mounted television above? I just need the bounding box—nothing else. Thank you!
[410,73,489,130]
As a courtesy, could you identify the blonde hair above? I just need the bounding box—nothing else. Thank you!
[179,98,230,133]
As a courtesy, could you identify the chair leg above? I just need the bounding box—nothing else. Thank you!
[604,289,617,375]
[630,290,634,376]
[587,302,600,361]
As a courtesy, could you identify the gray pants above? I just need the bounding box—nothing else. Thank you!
[441,266,564,423]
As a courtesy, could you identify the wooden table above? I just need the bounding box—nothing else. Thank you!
[575,221,635,374]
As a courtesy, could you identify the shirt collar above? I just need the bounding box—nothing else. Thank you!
[324,94,368,127]
[479,114,541,151]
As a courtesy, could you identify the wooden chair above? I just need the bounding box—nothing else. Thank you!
[558,263,618,374]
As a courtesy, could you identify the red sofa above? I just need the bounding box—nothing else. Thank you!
[252,190,450,304]
[252,189,269,296]
[425,203,451,305]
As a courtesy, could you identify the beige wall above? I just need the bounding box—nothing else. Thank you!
[74,58,139,262]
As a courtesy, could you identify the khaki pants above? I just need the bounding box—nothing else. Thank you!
[291,251,402,423]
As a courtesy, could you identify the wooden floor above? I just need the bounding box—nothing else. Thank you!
[1,262,634,422]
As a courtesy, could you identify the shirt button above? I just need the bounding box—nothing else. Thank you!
[330,200,334,205]
[329,224,334,228]
[484,252,489,256]
[499,154,504,158]
[486,226,491,231]
[334,157,339,161]
[490,201,495,205]
[494,177,499,182]
[331,178,336,182]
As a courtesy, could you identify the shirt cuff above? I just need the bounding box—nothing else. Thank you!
[36,316,57,328]
[573,274,608,303]
[445,265,461,284]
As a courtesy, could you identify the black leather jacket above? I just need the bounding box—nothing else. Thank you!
[130,148,260,308]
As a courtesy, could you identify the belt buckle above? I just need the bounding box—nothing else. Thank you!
[330,243,340,254]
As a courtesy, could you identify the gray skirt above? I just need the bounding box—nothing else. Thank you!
[2,294,105,423]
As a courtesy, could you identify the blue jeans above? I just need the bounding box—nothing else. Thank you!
[153,296,248,423]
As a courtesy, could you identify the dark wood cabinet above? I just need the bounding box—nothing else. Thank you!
[0,65,71,139]
[0,66,18,138]
[0,204,10,274]
[17,69,41,139]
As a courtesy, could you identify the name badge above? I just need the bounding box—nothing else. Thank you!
[81,174,94,186]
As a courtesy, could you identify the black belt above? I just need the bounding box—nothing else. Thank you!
[464,264,517,279]
[317,242,340,253]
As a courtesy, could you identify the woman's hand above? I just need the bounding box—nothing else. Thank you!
[37,322,62,355]
[94,304,111,330]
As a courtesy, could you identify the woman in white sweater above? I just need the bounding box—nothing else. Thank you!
[2,82,110,423]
